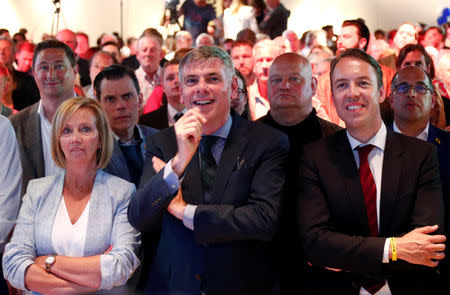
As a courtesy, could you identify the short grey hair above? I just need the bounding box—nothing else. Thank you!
[179,46,235,83]
[195,33,214,47]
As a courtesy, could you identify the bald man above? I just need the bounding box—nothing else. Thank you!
[55,29,90,87]
[259,53,341,294]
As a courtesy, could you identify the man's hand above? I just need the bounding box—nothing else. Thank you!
[308,261,343,272]
[395,225,446,267]
[167,188,186,221]
[152,156,166,173]
[172,108,206,177]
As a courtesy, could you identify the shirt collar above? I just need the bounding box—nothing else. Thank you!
[347,122,387,152]
[393,121,429,142]
[167,103,187,120]
[37,100,51,125]
[204,114,232,140]
[115,125,143,145]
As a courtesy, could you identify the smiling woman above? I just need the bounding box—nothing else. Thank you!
[3,97,141,294]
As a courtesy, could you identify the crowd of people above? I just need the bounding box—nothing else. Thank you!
[0,0,450,294]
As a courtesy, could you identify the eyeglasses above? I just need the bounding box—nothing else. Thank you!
[393,83,431,94]
[237,88,247,99]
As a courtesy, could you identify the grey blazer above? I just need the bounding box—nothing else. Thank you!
[2,170,140,292]
[10,102,44,196]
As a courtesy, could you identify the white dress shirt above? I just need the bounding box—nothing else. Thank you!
[346,123,392,295]
[37,101,64,177]
[52,197,90,257]
[393,121,429,142]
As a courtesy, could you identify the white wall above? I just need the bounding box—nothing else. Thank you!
[0,0,448,45]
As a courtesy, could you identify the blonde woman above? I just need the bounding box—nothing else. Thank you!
[3,97,140,294]
[223,0,259,40]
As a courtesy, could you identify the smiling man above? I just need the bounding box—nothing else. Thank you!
[10,39,78,194]
[299,49,446,295]
[128,46,289,295]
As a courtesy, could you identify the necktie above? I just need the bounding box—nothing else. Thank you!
[119,144,144,188]
[357,144,385,294]
[356,144,378,236]
[199,136,219,193]
[173,112,183,122]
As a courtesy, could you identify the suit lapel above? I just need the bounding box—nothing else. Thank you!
[379,131,403,235]
[331,131,371,235]
[209,114,248,204]
[26,105,45,178]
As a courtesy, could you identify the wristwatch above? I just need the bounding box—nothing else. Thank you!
[44,255,56,273]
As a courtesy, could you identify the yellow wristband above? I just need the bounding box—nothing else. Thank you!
[390,237,397,261]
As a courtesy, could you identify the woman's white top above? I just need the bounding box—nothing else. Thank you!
[223,5,259,40]
[51,196,91,257]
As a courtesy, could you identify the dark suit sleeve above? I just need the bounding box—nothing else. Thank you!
[408,145,444,232]
[298,141,444,275]
[127,135,176,232]
[193,133,289,243]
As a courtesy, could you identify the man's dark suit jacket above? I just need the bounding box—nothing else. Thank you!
[103,124,158,185]
[427,124,450,292]
[259,109,342,294]
[77,57,91,87]
[10,102,43,196]
[298,129,444,295]
[138,104,170,130]
[128,111,289,295]
[12,69,39,111]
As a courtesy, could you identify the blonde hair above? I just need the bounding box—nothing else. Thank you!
[51,97,113,169]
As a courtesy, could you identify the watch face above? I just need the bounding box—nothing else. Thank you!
[46,256,55,264]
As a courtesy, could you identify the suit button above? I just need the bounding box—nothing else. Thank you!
[195,274,201,280]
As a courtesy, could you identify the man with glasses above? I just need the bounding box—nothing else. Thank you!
[390,66,450,292]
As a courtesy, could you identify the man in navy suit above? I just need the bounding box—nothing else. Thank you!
[128,46,289,295]
[299,49,446,295]
[94,64,158,188]
[94,64,158,294]
[389,66,450,292]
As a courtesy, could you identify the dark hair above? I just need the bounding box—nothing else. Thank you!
[32,39,76,69]
[99,41,121,55]
[231,39,254,50]
[94,64,140,99]
[426,26,445,40]
[236,29,257,46]
[16,41,35,53]
[396,43,435,78]
[162,56,182,78]
[88,50,118,68]
[173,47,193,62]
[330,48,383,90]
[342,19,370,52]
